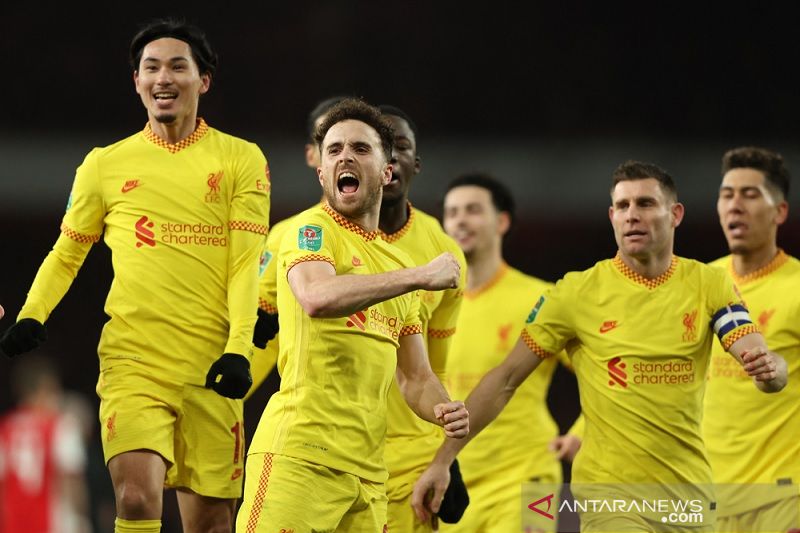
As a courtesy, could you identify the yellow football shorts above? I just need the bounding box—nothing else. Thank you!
[237,452,388,532]
[97,363,244,498]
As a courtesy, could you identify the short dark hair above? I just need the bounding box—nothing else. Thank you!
[721,146,790,200]
[445,172,515,225]
[313,98,394,161]
[611,160,678,201]
[11,355,59,403]
[130,18,218,76]
[378,104,420,145]
[306,96,350,142]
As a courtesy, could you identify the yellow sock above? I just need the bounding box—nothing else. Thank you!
[114,517,162,533]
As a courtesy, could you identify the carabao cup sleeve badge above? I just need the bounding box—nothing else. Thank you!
[526,295,545,324]
[298,224,324,252]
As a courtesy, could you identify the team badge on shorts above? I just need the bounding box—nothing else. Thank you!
[298,225,323,251]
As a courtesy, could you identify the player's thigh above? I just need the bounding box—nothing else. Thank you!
[338,477,388,533]
[168,384,244,499]
[716,495,800,533]
[175,489,236,532]
[237,452,359,533]
[97,364,178,466]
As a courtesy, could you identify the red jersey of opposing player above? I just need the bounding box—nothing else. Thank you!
[0,406,85,533]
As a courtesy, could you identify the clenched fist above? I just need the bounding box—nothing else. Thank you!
[742,346,778,381]
[422,253,461,291]
[434,401,469,438]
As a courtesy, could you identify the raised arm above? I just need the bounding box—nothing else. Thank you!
[287,252,460,318]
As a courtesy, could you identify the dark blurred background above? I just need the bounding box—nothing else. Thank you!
[2,2,799,530]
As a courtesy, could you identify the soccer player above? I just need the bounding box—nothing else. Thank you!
[247,95,348,400]
[703,146,800,532]
[412,160,787,532]
[441,173,582,533]
[376,105,468,532]
[236,98,469,532]
[0,19,270,533]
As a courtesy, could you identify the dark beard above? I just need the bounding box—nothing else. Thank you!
[327,181,382,220]
[155,113,177,124]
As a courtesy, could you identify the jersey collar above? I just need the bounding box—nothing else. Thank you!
[612,253,678,289]
[464,262,509,300]
[380,202,415,243]
[142,118,209,154]
[322,203,379,241]
[729,249,788,285]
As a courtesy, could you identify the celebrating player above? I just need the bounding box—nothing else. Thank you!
[412,160,787,532]
[0,19,270,533]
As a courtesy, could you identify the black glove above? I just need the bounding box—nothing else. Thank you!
[253,308,279,349]
[438,458,470,523]
[0,318,47,358]
[205,353,252,399]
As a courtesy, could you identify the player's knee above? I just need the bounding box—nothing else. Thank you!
[114,482,161,519]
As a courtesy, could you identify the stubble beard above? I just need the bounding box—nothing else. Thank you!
[325,180,383,221]
[155,113,177,124]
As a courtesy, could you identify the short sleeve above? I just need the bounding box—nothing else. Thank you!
[521,276,577,359]
[280,214,337,273]
[707,268,759,351]
[399,291,422,336]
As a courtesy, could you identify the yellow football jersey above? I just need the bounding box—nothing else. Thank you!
[523,255,757,487]
[249,203,422,483]
[704,250,800,514]
[20,120,270,383]
[247,216,295,399]
[448,263,561,483]
[382,205,466,479]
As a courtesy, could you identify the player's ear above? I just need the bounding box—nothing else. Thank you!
[414,155,422,175]
[497,211,511,236]
[671,202,685,227]
[382,164,393,185]
[775,200,789,226]
[199,72,211,95]
[133,70,140,93]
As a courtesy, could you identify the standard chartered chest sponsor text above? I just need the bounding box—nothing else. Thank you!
[631,360,695,385]
[161,222,227,246]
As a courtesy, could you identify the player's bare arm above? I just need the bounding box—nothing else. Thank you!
[287,252,460,318]
[410,335,543,521]
[395,333,468,437]
[728,332,788,393]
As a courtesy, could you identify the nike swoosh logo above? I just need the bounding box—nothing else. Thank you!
[121,181,141,193]
[599,321,618,333]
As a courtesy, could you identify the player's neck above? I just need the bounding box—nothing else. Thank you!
[378,198,409,235]
[466,252,504,292]
[147,113,199,145]
[347,208,380,233]
[618,250,673,280]
[731,242,779,277]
